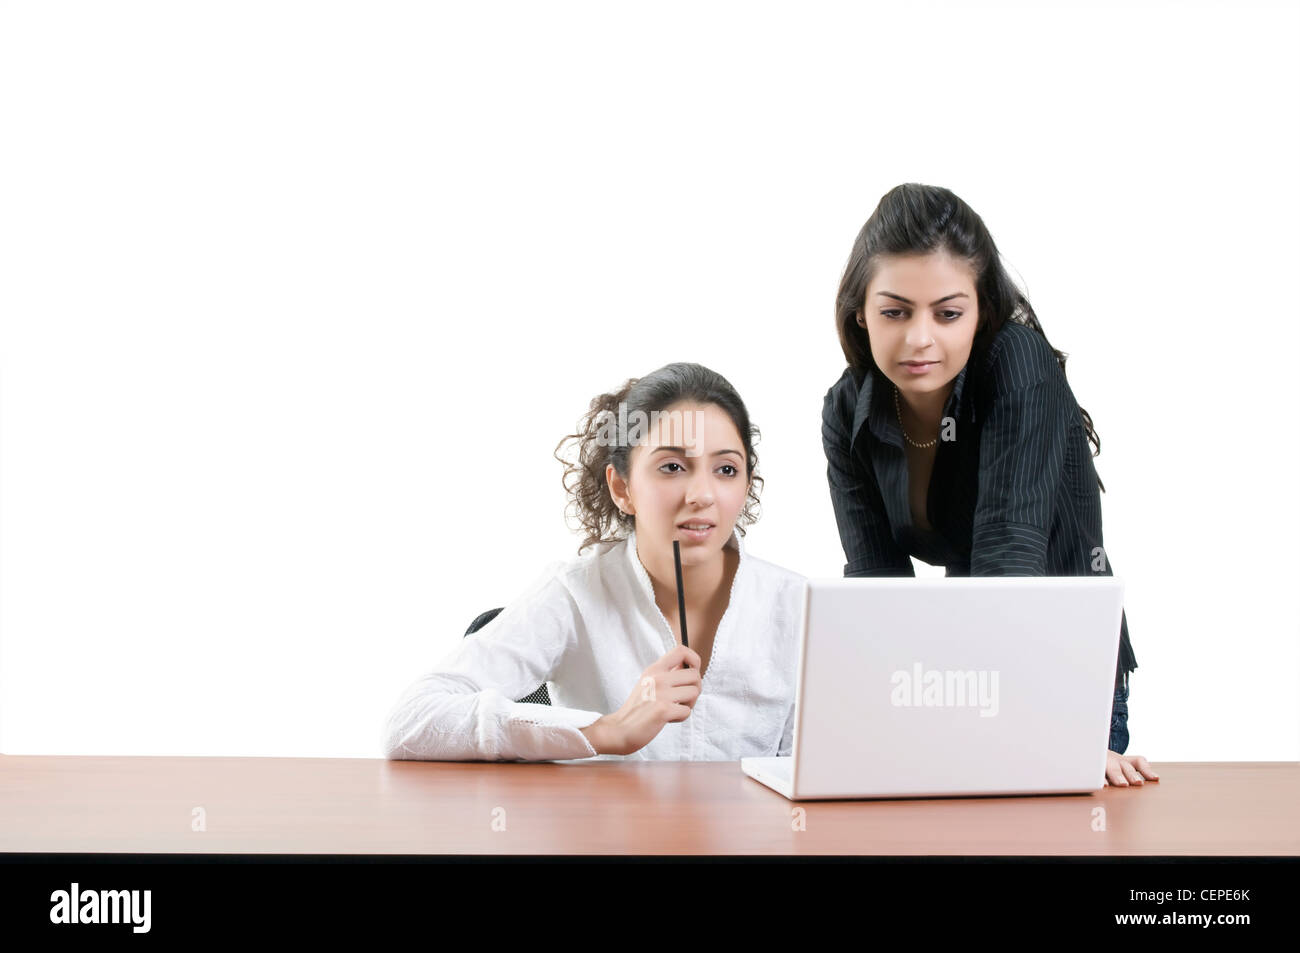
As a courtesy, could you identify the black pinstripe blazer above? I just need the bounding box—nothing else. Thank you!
[821,319,1139,690]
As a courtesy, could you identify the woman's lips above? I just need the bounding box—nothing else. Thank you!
[901,361,938,375]
[676,524,715,542]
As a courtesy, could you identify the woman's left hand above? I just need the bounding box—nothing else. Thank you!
[1105,750,1159,786]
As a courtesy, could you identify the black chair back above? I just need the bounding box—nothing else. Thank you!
[464,607,552,706]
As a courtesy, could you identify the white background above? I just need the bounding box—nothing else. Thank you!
[2,0,1297,760]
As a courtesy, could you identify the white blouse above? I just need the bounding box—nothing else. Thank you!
[381,526,807,762]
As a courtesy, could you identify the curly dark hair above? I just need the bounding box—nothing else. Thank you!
[554,362,764,554]
[835,183,1107,492]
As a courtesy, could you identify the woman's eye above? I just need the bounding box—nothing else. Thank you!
[660,462,740,476]
[880,309,962,321]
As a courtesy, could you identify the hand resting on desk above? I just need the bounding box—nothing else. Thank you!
[1105,750,1159,787]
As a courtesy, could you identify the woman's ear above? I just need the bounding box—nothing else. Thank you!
[606,463,634,515]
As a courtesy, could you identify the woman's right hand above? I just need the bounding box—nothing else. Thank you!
[581,644,703,756]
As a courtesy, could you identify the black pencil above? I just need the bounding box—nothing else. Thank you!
[672,539,689,662]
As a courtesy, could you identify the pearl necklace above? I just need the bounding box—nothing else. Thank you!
[894,385,939,449]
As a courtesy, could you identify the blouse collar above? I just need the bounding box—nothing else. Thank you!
[851,361,971,457]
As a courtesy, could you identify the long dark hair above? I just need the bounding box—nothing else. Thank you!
[554,362,764,554]
[834,183,1105,492]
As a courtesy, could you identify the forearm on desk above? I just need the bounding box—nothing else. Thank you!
[383,674,603,761]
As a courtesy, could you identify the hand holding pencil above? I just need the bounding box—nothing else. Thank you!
[578,539,701,756]
[579,644,702,755]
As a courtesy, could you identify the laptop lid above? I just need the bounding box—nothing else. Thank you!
[788,576,1124,799]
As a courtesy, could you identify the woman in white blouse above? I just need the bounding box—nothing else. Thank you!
[382,362,807,762]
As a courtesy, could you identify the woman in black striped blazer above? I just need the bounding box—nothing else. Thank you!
[821,183,1157,788]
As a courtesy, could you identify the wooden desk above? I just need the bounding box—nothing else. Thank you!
[2,756,1297,855]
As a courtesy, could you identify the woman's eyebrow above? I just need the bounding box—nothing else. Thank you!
[876,291,969,305]
[652,447,742,457]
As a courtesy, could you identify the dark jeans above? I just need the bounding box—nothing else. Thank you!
[1109,672,1130,754]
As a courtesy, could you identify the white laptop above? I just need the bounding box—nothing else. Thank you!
[741,576,1124,800]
